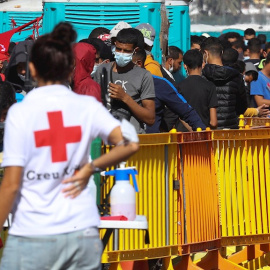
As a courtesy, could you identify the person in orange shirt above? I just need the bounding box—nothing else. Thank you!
[135,23,163,78]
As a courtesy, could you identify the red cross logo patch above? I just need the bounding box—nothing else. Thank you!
[34,111,82,163]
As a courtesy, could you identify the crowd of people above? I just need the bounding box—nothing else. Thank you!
[0,20,270,270]
[1,23,269,135]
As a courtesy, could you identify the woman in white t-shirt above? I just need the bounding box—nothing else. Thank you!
[0,23,139,270]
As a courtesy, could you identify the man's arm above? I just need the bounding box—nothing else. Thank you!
[108,83,155,126]
[210,108,218,129]
[0,166,22,229]
[254,95,270,106]
[236,76,248,115]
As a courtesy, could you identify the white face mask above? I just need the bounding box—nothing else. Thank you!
[91,60,106,77]
[91,64,99,77]
[244,56,250,61]
[18,73,25,82]
[169,60,174,73]
[145,50,151,55]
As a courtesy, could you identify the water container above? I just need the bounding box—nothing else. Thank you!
[105,164,139,220]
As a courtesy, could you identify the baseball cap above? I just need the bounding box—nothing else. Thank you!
[245,62,258,73]
[110,22,132,38]
[135,23,155,47]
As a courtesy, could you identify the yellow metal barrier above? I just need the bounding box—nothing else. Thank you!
[213,128,270,246]
[101,133,180,265]
[240,116,270,128]
[177,131,220,255]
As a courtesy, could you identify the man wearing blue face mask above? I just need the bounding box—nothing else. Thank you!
[94,28,155,134]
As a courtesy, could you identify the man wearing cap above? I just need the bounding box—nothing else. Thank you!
[110,21,132,51]
[251,53,270,107]
[243,62,269,117]
[136,23,163,78]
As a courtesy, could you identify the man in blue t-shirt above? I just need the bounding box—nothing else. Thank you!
[251,53,270,106]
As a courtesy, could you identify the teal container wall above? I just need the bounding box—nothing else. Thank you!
[43,2,162,62]
[166,4,190,53]
[0,11,43,42]
[166,4,190,83]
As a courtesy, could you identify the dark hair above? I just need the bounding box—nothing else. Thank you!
[133,48,146,63]
[183,49,203,69]
[222,48,239,66]
[132,28,145,50]
[89,27,110,39]
[246,70,258,81]
[30,22,77,83]
[247,38,261,54]
[265,53,270,64]
[224,32,241,41]
[0,81,15,112]
[264,42,270,52]
[80,38,114,61]
[232,60,246,73]
[244,28,256,36]
[258,34,267,44]
[116,28,142,49]
[231,38,244,50]
[219,39,232,50]
[167,46,183,60]
[201,37,223,56]
[191,35,202,47]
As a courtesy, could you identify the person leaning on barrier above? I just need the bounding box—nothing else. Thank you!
[94,28,156,134]
[178,49,218,129]
[201,37,248,129]
[250,53,270,108]
[132,49,206,133]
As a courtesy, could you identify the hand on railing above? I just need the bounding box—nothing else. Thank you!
[257,104,270,117]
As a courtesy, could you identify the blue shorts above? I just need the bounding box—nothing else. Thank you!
[0,227,102,270]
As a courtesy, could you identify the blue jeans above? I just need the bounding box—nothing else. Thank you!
[0,227,102,270]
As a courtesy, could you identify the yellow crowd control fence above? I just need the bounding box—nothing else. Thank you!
[100,127,270,270]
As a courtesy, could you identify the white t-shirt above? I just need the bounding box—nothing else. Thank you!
[2,85,120,236]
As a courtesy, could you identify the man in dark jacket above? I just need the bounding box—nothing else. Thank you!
[5,40,34,93]
[201,37,247,129]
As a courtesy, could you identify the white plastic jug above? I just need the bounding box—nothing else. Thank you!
[105,164,138,221]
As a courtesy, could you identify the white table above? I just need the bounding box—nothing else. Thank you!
[98,215,149,250]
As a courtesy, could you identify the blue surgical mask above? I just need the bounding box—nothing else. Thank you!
[114,51,133,67]
[244,40,248,46]
[91,64,99,77]
[244,56,250,61]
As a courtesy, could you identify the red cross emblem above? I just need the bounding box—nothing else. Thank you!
[34,111,82,163]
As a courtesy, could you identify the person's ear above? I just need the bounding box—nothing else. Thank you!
[133,47,139,53]
[184,64,188,70]
[137,59,143,68]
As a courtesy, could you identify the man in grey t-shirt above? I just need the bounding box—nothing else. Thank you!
[94,28,155,133]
